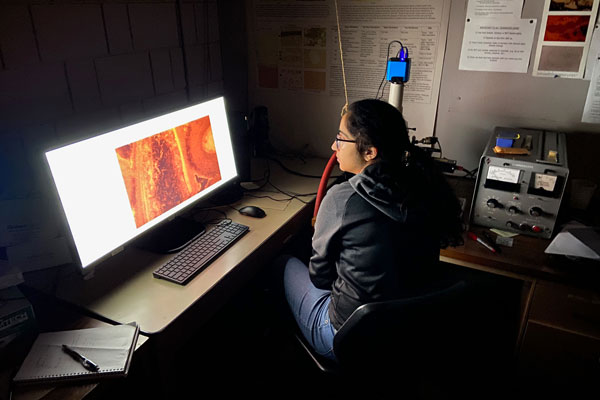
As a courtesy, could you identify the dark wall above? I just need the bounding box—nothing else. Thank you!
[565,133,600,225]
[0,1,251,272]
[0,0,229,200]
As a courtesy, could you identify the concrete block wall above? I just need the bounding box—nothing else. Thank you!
[0,0,224,200]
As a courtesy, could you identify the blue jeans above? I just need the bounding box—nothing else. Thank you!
[282,256,336,361]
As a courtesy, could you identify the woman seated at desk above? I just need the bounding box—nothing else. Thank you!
[282,99,464,361]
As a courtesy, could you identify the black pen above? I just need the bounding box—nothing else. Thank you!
[62,344,100,372]
[482,232,501,253]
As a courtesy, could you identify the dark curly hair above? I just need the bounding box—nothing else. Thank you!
[345,99,464,248]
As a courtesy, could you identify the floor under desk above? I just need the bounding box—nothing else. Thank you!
[150,267,594,399]
[97,256,528,399]
[77,235,598,400]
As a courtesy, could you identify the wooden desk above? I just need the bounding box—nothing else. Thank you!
[22,156,330,396]
[45,156,329,335]
[442,175,600,286]
[441,176,600,388]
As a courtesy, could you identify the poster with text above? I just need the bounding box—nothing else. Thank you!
[249,0,451,152]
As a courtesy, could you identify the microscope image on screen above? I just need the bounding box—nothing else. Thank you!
[115,116,222,228]
[46,96,237,270]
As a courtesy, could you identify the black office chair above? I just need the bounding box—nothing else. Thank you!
[294,280,472,392]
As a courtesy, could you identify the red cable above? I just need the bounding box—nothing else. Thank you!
[312,152,338,226]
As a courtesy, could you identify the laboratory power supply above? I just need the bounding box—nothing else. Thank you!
[469,127,569,239]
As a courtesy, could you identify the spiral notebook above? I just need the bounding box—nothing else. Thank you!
[13,322,139,385]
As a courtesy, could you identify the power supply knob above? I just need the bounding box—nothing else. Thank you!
[531,225,543,233]
[519,223,531,231]
[506,221,519,229]
[486,199,501,209]
[508,206,520,214]
[529,207,543,217]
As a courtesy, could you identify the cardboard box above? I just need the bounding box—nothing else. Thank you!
[0,287,36,349]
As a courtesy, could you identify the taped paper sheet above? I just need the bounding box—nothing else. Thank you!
[466,0,524,19]
[459,17,537,73]
[582,56,600,123]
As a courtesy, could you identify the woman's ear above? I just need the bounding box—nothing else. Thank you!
[364,146,378,162]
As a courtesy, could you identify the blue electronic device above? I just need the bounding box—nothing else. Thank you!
[386,58,410,83]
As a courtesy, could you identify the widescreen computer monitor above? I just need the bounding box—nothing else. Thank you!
[45,97,238,272]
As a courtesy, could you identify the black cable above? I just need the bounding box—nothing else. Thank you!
[191,207,229,223]
[243,158,319,203]
[245,193,299,203]
[456,166,477,179]
[245,188,318,203]
[205,217,232,226]
[194,207,232,225]
[249,174,269,184]
[264,156,327,179]
[267,144,310,162]
[265,181,314,204]
[175,0,192,101]
[245,193,286,202]
[244,159,272,191]
[227,204,241,212]
[196,156,323,209]
[466,167,478,179]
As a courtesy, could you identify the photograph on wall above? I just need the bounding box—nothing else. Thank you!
[544,15,590,41]
[550,0,594,11]
[539,45,585,71]
[533,0,600,78]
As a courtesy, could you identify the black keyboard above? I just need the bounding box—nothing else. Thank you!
[153,221,249,285]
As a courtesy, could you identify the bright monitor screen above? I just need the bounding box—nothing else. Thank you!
[46,97,237,270]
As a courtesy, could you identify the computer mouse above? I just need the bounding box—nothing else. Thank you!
[239,205,266,218]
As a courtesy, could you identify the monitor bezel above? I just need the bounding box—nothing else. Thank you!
[44,96,239,275]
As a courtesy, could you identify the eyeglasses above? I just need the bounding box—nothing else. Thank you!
[335,131,356,150]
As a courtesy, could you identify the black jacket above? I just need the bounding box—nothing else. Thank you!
[309,162,441,330]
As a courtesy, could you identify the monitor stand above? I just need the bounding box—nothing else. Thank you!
[208,181,244,206]
[132,217,206,254]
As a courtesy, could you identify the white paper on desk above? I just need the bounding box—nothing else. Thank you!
[13,323,139,384]
[545,226,600,261]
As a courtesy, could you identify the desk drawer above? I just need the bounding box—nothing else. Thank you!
[529,281,600,339]
[518,321,600,382]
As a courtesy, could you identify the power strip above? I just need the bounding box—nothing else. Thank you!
[433,157,457,173]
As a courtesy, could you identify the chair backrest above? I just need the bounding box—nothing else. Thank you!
[332,280,469,377]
